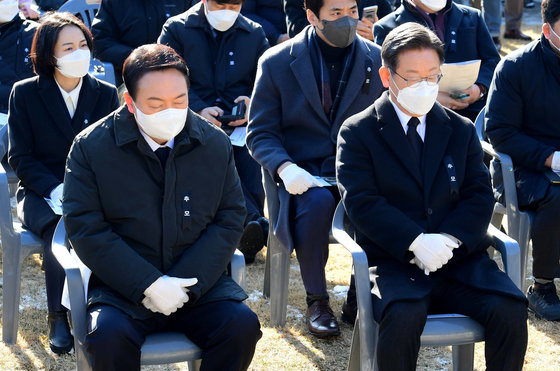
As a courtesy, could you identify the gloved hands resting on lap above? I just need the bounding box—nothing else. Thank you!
[142,275,198,315]
[278,163,322,195]
[409,233,459,275]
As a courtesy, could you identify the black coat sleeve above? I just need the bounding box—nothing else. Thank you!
[485,57,555,171]
[91,0,135,70]
[166,141,246,301]
[63,135,163,304]
[7,85,60,196]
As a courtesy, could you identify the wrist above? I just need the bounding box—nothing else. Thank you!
[277,161,294,176]
[475,83,487,101]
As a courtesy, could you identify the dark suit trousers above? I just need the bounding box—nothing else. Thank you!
[233,145,265,224]
[17,190,64,313]
[376,277,527,371]
[291,186,339,296]
[85,300,262,371]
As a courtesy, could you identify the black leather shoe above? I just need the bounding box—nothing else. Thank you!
[238,221,264,264]
[527,282,560,321]
[48,311,73,354]
[341,300,357,325]
[257,217,269,244]
[503,29,532,41]
[306,299,340,337]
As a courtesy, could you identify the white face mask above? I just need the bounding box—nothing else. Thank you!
[548,24,560,54]
[56,48,91,78]
[419,0,447,12]
[133,102,187,142]
[204,2,239,32]
[0,0,19,23]
[390,75,439,116]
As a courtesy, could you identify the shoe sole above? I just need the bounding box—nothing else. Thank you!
[49,342,73,355]
[307,328,341,338]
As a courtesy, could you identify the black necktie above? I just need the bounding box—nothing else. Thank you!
[155,147,171,167]
[407,117,423,167]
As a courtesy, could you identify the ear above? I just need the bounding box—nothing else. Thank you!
[379,66,391,89]
[123,91,135,114]
[543,23,551,40]
[307,9,320,28]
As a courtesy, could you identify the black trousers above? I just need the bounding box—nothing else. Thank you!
[377,278,527,371]
[85,300,262,371]
[233,145,265,224]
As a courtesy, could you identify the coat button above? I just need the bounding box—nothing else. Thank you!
[427,208,433,215]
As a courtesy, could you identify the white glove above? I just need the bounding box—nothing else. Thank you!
[409,233,458,273]
[49,183,64,207]
[142,275,198,315]
[278,164,322,195]
[551,151,560,171]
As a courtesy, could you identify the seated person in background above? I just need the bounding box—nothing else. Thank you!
[36,0,67,11]
[285,0,393,39]
[8,12,118,354]
[63,44,262,370]
[373,0,500,122]
[485,0,560,321]
[0,0,37,114]
[19,0,67,18]
[241,0,289,45]
[159,0,270,263]
[91,0,194,83]
[336,23,527,371]
[247,0,384,337]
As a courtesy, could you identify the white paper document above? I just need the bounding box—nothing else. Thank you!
[44,198,63,215]
[229,127,247,147]
[0,113,7,128]
[439,60,481,93]
[312,176,337,187]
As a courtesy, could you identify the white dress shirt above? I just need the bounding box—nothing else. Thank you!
[55,77,82,119]
[139,128,175,151]
[389,96,427,141]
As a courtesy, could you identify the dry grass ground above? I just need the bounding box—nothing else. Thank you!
[0,20,558,371]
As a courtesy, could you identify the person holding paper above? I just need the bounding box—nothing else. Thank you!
[158,0,270,264]
[247,0,384,337]
[7,13,119,354]
[337,23,527,370]
[485,0,560,321]
[63,44,261,370]
[373,0,500,122]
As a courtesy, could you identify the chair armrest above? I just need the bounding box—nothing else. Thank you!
[332,202,376,368]
[487,223,522,290]
[51,219,89,344]
[231,249,246,289]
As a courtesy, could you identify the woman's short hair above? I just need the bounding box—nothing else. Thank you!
[30,12,93,77]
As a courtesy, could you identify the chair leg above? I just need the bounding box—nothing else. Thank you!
[347,320,361,371]
[2,243,24,344]
[187,358,201,371]
[263,243,271,298]
[76,342,92,371]
[452,343,475,371]
[269,237,289,327]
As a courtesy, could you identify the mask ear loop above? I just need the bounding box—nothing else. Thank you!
[548,24,560,53]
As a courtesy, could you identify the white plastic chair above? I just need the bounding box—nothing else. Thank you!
[51,218,246,370]
[331,202,522,371]
[475,108,533,291]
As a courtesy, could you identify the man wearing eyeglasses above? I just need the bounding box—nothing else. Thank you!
[337,23,527,370]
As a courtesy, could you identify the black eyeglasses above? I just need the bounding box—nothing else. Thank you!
[390,69,443,87]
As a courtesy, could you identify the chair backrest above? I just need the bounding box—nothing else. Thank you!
[58,0,101,29]
[474,106,486,142]
[0,125,16,238]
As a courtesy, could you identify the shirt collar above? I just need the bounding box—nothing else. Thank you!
[389,94,427,140]
[55,77,83,107]
[138,128,175,152]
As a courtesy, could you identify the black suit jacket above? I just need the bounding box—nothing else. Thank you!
[8,74,119,234]
[336,92,525,321]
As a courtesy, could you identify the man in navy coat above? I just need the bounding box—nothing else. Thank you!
[247,0,384,337]
[337,23,527,370]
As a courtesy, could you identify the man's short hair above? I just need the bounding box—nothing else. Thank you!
[123,44,190,100]
[30,12,93,77]
[381,23,444,72]
[304,0,360,18]
[210,0,245,5]
[542,0,560,25]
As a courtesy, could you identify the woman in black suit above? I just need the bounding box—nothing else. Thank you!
[7,12,119,354]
